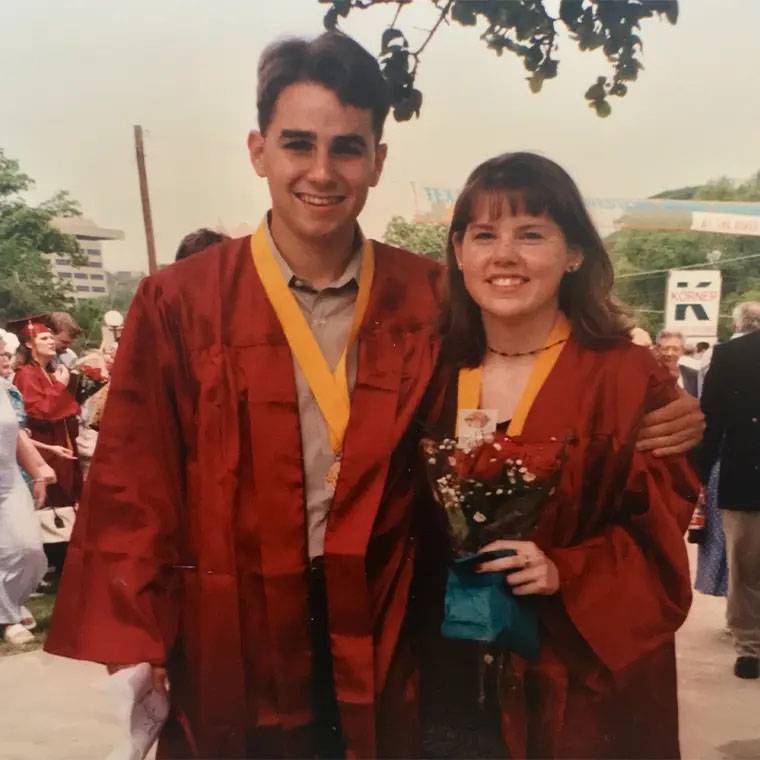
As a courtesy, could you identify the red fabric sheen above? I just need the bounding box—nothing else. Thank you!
[428,338,698,759]
[45,237,443,758]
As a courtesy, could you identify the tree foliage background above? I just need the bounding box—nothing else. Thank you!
[0,149,85,323]
[0,149,139,348]
[609,171,760,339]
[384,215,448,260]
[320,0,679,119]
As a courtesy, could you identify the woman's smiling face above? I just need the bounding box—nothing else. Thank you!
[453,193,583,326]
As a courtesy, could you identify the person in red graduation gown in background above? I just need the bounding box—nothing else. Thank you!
[45,34,704,760]
[419,153,699,759]
[11,318,81,508]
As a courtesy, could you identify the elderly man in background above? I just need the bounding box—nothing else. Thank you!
[656,329,699,397]
[697,301,760,680]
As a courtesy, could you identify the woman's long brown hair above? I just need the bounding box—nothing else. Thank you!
[442,152,631,367]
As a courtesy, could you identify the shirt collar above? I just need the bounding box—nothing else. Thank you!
[265,216,363,292]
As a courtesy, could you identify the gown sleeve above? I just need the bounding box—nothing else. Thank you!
[13,365,79,421]
[45,277,187,666]
[544,363,699,675]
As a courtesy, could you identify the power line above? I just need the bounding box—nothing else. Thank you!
[616,251,760,280]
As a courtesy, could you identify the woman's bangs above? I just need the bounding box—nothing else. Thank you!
[469,184,555,224]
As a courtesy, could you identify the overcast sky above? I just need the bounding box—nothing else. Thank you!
[2,0,758,272]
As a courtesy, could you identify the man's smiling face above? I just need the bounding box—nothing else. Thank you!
[248,81,387,245]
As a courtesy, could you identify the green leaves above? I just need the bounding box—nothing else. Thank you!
[0,149,82,321]
[393,88,423,121]
[584,76,607,102]
[318,0,680,120]
[321,0,350,28]
[559,0,584,27]
[644,0,678,24]
[381,27,406,53]
[611,169,760,339]
[451,0,477,26]
[383,216,447,261]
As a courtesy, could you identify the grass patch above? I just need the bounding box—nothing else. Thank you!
[0,593,56,657]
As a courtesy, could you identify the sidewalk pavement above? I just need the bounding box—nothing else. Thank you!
[0,547,757,759]
[677,546,760,760]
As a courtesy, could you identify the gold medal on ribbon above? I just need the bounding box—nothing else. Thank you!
[325,454,342,493]
[250,219,375,495]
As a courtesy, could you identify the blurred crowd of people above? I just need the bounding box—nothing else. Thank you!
[644,302,760,681]
[0,226,231,648]
[0,310,117,644]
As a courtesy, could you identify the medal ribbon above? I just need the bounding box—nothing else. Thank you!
[457,313,571,437]
[250,220,375,453]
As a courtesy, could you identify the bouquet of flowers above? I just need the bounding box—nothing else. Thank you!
[72,364,108,404]
[422,432,568,660]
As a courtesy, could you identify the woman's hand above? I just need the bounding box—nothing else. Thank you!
[476,539,560,596]
[33,462,57,484]
[47,445,76,460]
[30,461,56,508]
[32,479,47,508]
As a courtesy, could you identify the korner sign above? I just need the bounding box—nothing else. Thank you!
[665,269,722,341]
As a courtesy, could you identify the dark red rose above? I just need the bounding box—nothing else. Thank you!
[518,441,565,481]
[81,365,105,381]
[454,440,506,482]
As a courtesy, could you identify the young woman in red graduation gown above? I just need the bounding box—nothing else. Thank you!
[13,322,81,508]
[420,153,698,759]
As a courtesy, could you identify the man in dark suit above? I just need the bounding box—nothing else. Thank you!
[697,302,760,679]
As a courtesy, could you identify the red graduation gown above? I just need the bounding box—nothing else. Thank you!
[423,337,698,759]
[45,236,443,759]
[13,362,81,507]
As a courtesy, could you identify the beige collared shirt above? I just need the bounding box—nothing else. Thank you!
[266,224,361,558]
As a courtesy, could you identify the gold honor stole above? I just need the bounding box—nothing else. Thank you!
[457,313,572,438]
[250,221,375,488]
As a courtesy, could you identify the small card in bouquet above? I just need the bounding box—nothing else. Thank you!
[456,407,499,450]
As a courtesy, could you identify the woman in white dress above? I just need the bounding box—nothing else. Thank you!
[0,342,55,646]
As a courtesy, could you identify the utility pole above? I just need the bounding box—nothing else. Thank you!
[134,125,158,275]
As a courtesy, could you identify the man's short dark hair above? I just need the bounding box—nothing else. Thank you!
[175,229,229,261]
[257,32,390,140]
[696,341,710,353]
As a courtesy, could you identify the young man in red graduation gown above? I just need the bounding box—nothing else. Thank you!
[45,32,703,759]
